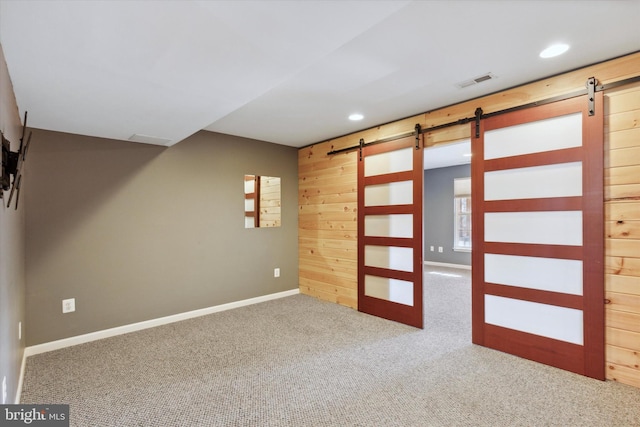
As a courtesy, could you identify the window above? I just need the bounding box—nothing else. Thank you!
[454,178,471,251]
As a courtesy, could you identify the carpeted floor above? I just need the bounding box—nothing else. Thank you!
[21,267,640,426]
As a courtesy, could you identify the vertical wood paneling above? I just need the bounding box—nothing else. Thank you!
[298,145,359,308]
[260,176,281,228]
[298,52,640,388]
[604,82,640,388]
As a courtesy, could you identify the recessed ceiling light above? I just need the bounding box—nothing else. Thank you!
[540,43,570,59]
[348,113,364,121]
[463,153,472,157]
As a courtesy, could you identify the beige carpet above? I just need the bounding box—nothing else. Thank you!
[21,267,640,426]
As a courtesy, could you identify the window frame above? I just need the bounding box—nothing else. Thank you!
[453,177,472,252]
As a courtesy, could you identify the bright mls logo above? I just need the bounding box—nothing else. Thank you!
[0,405,69,426]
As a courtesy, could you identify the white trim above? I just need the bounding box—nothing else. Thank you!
[15,350,26,404]
[452,247,472,253]
[24,289,299,357]
[425,261,471,270]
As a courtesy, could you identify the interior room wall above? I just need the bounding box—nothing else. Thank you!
[603,81,640,387]
[0,43,26,404]
[25,130,298,346]
[424,164,471,266]
[299,52,640,388]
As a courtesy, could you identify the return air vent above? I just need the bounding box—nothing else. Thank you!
[128,134,172,146]
[456,72,497,89]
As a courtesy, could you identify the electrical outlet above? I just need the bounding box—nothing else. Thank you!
[62,298,76,313]
[274,268,280,278]
[438,246,443,253]
[2,376,6,404]
[429,246,434,252]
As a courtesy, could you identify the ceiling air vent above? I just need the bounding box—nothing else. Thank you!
[128,134,172,146]
[456,72,497,89]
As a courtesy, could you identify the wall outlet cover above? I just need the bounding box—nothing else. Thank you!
[438,246,444,253]
[62,298,76,313]
[274,268,280,278]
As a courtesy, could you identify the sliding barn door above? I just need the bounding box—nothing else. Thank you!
[358,135,423,328]
[471,93,605,379]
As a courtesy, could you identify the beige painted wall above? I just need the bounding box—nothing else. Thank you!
[0,42,26,404]
[25,129,298,346]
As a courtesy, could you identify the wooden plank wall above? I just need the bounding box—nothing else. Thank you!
[260,176,282,228]
[604,82,640,388]
[298,52,640,388]
[299,145,359,307]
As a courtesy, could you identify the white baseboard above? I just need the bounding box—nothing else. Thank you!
[24,288,300,357]
[424,261,471,270]
[15,350,26,404]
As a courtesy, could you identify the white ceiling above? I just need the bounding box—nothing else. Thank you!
[0,1,639,153]
[424,140,470,170]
